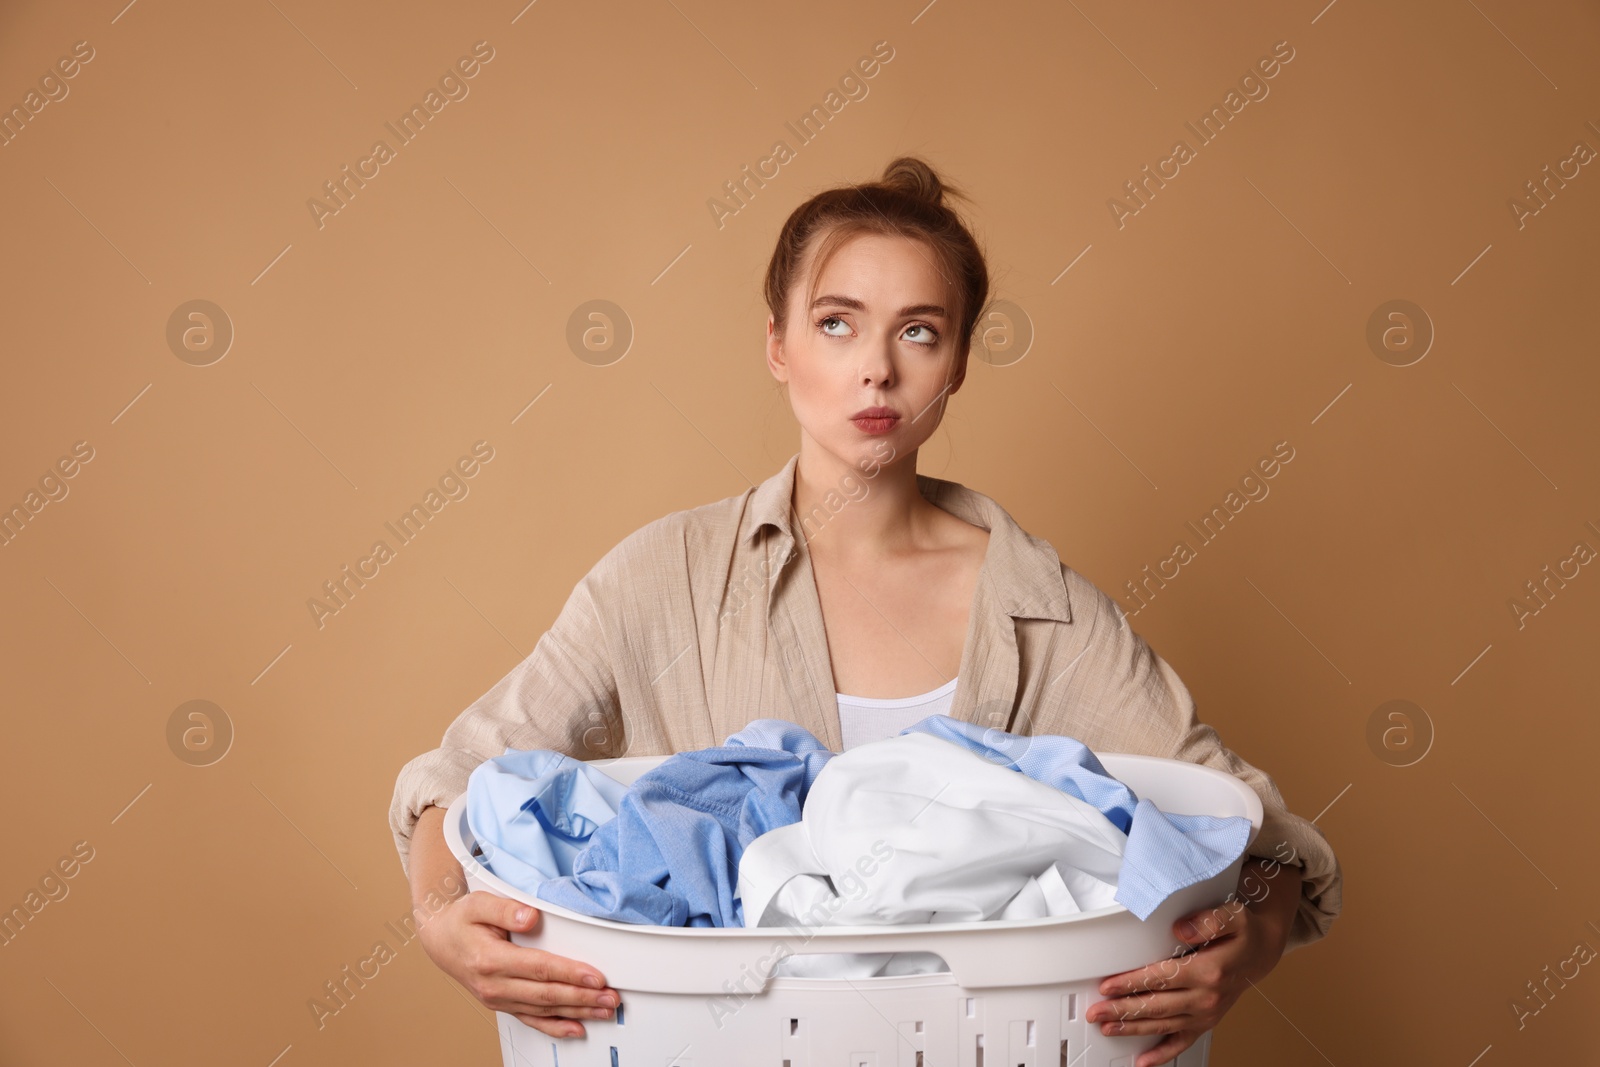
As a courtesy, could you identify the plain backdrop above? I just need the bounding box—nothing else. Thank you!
[1,0,1597,1063]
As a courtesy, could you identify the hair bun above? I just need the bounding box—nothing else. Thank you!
[879,156,946,205]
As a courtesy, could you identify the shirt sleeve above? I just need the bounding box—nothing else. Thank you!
[1043,566,1343,956]
[387,563,624,882]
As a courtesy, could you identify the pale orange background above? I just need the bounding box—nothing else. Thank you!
[2,0,1597,1063]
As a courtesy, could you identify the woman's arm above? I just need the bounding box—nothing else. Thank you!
[389,561,631,1037]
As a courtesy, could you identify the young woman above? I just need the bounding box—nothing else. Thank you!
[390,157,1342,1067]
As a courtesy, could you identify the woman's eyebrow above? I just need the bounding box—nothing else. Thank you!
[811,294,948,318]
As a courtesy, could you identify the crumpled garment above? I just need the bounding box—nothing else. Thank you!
[467,718,832,926]
[736,731,1131,931]
[465,748,631,894]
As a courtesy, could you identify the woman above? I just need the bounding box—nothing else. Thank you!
[389,156,1342,1067]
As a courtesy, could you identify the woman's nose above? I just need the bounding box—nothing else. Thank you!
[859,354,894,386]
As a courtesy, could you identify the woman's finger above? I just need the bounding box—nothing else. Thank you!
[1098,952,1203,999]
[1094,1006,1202,1037]
[1089,988,1192,1027]
[461,890,542,935]
[478,973,618,1015]
[488,994,614,1021]
[511,1013,586,1038]
[1133,1029,1203,1067]
[472,939,613,996]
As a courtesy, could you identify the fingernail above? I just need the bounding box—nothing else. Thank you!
[599,993,617,1007]
[515,906,532,923]
[1178,920,1197,938]
[583,974,603,989]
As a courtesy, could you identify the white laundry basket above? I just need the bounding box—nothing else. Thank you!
[444,751,1264,1067]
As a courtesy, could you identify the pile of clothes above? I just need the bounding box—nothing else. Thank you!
[465,716,1251,978]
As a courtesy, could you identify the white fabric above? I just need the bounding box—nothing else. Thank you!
[742,732,1130,978]
[836,675,958,751]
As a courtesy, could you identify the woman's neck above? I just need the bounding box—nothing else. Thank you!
[791,442,940,561]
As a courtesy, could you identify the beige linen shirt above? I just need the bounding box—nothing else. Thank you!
[390,452,1342,954]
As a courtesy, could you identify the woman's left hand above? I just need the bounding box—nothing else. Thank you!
[1084,857,1302,1067]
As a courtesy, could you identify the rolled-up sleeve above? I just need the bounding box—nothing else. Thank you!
[387,565,623,881]
[1047,567,1343,955]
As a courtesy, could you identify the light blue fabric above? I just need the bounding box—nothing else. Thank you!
[465,749,632,893]
[468,718,833,927]
[900,715,1253,919]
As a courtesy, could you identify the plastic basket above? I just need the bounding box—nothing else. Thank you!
[444,751,1264,1067]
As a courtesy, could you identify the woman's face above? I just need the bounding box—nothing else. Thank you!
[767,230,966,469]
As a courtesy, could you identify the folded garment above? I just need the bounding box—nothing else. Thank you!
[899,716,1253,919]
[467,718,833,926]
[737,731,1130,932]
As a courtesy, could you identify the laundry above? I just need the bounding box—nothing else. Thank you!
[738,730,1132,931]
[467,718,832,926]
[465,714,1251,955]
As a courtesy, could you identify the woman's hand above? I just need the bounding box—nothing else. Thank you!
[1084,857,1302,1067]
[407,804,619,1039]
[418,891,621,1038]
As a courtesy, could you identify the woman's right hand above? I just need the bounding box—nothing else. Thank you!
[419,890,620,1038]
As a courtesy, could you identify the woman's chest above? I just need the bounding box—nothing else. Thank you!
[810,547,986,699]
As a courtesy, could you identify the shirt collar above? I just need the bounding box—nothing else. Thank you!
[743,451,1073,623]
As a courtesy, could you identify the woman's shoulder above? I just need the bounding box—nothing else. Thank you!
[585,481,756,583]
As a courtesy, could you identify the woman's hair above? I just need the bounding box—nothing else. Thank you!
[764,156,990,360]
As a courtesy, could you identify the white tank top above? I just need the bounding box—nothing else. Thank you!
[836,676,958,751]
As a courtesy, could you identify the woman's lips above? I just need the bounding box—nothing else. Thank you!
[851,415,899,435]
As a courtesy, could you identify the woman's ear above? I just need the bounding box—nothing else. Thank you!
[766,314,789,383]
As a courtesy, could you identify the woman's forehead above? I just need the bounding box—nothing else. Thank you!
[799,233,951,310]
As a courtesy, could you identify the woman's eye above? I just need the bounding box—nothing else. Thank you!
[904,324,939,345]
[817,315,850,336]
